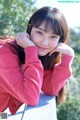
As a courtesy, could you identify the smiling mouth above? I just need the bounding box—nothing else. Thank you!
[37,46,49,50]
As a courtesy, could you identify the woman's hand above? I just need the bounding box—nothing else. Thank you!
[15,32,35,48]
[49,42,74,56]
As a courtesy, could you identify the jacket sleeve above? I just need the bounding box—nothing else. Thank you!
[41,54,74,96]
[0,45,43,106]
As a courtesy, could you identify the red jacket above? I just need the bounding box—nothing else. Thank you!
[0,39,73,115]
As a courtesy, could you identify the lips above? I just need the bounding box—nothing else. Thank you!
[38,46,49,51]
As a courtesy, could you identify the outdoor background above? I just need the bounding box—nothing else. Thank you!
[0,0,80,120]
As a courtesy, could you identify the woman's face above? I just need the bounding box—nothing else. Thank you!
[30,22,60,56]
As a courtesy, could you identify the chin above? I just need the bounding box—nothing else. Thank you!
[38,52,48,56]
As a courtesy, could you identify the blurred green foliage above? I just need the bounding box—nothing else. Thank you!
[57,28,80,120]
[0,0,37,35]
[70,28,80,86]
[57,97,80,120]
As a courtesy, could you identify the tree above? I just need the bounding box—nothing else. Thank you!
[69,28,80,52]
[0,0,37,35]
[57,97,80,120]
[57,27,80,120]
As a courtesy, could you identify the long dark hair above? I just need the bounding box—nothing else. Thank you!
[26,6,69,103]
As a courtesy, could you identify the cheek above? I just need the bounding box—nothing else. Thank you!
[50,41,58,48]
[30,34,37,43]
[31,34,42,44]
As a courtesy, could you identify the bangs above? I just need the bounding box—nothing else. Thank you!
[33,15,63,36]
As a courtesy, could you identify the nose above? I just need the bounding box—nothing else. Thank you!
[41,37,49,46]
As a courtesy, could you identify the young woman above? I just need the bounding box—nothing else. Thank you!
[0,6,74,115]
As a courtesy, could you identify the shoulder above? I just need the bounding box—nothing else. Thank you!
[0,39,18,54]
[0,39,20,67]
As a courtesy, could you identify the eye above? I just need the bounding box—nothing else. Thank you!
[50,35,57,39]
[36,31,43,35]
